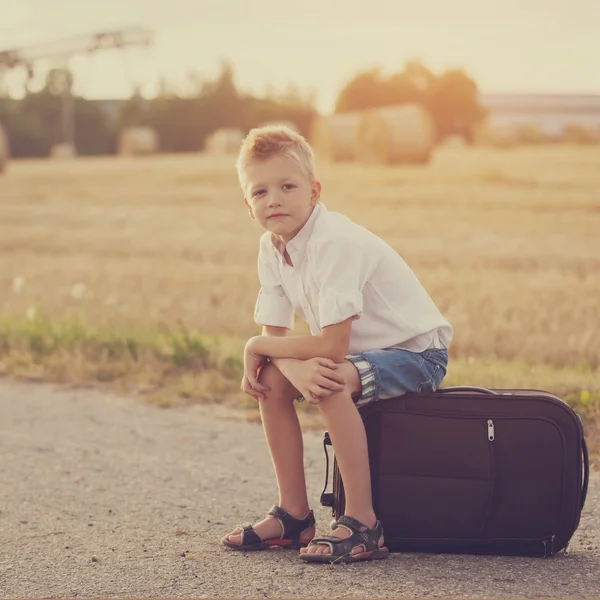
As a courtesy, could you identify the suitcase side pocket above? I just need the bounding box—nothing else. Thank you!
[481,416,566,540]
[377,413,496,539]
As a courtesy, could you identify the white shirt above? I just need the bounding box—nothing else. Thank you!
[254,202,452,355]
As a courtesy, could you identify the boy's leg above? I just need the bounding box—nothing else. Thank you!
[224,362,315,545]
[300,360,384,556]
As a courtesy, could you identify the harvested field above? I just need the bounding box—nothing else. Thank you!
[0,146,598,448]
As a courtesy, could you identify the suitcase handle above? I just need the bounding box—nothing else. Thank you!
[581,435,590,510]
[320,432,334,508]
[437,386,500,395]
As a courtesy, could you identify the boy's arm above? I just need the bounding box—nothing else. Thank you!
[261,326,302,378]
[260,327,347,404]
[262,325,288,337]
[254,234,295,331]
[249,318,353,364]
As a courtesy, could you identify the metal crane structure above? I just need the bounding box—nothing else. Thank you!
[0,27,153,155]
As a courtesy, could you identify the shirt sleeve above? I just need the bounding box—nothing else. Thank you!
[254,237,295,330]
[312,236,373,328]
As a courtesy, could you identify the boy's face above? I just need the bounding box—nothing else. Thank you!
[244,154,321,244]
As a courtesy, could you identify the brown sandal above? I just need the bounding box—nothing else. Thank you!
[221,505,316,551]
[299,515,389,563]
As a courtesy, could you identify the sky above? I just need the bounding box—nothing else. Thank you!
[1,0,599,113]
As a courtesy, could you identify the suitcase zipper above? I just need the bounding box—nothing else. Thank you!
[487,419,495,441]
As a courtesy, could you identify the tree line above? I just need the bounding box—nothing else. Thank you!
[335,61,485,143]
[0,61,484,157]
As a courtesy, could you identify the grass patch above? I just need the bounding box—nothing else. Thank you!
[0,312,245,407]
[0,312,598,460]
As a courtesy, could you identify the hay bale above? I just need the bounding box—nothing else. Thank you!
[0,122,10,173]
[50,143,77,159]
[442,134,468,148]
[563,125,600,145]
[118,127,159,156]
[204,128,244,154]
[309,112,362,162]
[474,122,520,149]
[357,104,436,165]
[519,125,548,144]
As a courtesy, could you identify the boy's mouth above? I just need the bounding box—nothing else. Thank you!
[267,214,288,219]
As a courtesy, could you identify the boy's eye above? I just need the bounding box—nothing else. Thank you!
[283,183,296,190]
[252,189,266,197]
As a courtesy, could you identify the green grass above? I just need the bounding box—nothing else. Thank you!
[0,311,598,459]
[0,312,245,406]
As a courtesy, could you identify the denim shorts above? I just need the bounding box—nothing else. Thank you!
[346,346,449,408]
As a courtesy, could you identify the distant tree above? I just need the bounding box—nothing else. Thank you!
[335,63,434,113]
[246,95,316,138]
[335,69,387,112]
[0,68,113,156]
[334,62,485,142]
[0,96,50,157]
[425,69,486,142]
[2,61,319,157]
[73,97,115,155]
[45,67,74,96]
[148,96,204,152]
[145,61,317,152]
[115,90,151,130]
[146,62,248,152]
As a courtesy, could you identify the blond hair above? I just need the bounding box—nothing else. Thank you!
[236,125,316,191]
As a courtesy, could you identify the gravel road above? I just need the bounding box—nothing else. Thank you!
[0,382,598,599]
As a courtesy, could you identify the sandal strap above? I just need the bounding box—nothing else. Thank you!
[306,516,383,557]
[332,515,372,534]
[306,535,356,556]
[267,505,316,540]
[237,523,261,546]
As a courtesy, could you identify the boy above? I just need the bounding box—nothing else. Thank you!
[221,125,451,563]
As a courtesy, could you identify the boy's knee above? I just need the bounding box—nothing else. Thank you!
[258,361,285,385]
[337,361,362,397]
[258,362,296,402]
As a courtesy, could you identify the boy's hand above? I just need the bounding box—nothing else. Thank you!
[282,357,345,405]
[243,337,269,396]
[240,374,267,402]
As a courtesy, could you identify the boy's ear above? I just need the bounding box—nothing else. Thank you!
[244,198,255,219]
[310,180,322,206]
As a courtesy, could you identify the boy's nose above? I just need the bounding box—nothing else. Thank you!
[267,194,283,207]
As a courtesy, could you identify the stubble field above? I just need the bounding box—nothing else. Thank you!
[1,145,598,447]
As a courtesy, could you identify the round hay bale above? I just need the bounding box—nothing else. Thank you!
[0,122,9,174]
[50,143,77,159]
[357,104,436,165]
[309,112,362,162]
[442,134,468,148]
[563,125,600,145]
[474,122,519,149]
[204,128,244,154]
[118,127,159,156]
[519,125,548,144]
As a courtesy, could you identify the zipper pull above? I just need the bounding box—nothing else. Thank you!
[487,419,495,441]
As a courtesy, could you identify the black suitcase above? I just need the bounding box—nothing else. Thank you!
[320,386,590,557]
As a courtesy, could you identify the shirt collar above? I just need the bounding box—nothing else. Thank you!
[271,202,325,264]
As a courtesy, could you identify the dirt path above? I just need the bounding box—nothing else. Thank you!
[0,381,598,599]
